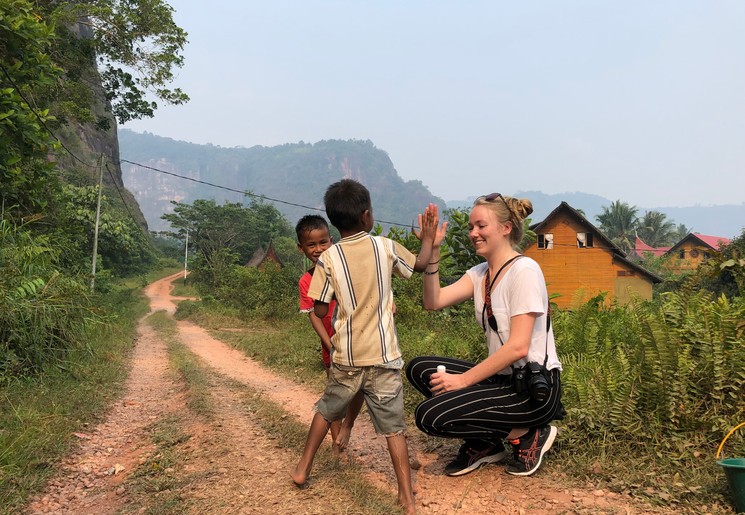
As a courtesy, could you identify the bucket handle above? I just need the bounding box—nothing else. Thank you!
[717,422,745,460]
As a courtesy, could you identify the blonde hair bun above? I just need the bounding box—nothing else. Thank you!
[510,198,533,220]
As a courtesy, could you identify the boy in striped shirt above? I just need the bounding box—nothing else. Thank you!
[290,179,439,514]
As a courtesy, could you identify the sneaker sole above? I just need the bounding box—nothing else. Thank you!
[445,450,510,477]
[506,425,558,477]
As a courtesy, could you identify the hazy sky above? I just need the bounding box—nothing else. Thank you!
[123,1,745,207]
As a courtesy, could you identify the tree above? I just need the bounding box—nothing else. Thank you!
[0,1,61,213]
[161,198,293,286]
[636,210,676,247]
[2,0,189,214]
[596,200,638,254]
[672,223,690,243]
[442,207,481,276]
[43,0,189,124]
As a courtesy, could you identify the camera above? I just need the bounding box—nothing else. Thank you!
[512,362,550,402]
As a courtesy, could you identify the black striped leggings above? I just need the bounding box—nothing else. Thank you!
[406,356,563,442]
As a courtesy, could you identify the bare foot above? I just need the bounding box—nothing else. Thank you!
[289,464,310,487]
[331,441,344,459]
[335,421,354,451]
[398,495,416,514]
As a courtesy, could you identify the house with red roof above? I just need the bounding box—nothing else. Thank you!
[633,237,670,258]
[663,233,731,272]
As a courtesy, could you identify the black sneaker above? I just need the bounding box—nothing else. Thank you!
[505,425,557,476]
[444,440,509,476]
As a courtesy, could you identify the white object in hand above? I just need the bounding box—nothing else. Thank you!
[437,365,446,374]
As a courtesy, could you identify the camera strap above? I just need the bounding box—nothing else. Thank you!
[543,305,550,368]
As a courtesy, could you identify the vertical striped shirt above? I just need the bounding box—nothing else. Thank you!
[308,232,416,367]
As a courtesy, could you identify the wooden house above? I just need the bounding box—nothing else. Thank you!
[663,233,731,273]
[633,237,669,258]
[523,202,661,309]
[245,240,283,270]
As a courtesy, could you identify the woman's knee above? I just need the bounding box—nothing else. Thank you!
[414,399,447,433]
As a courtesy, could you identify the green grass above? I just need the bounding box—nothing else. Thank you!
[170,278,198,298]
[118,266,182,290]
[0,285,149,514]
[148,310,214,418]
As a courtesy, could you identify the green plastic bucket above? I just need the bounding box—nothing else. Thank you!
[718,423,745,513]
[717,458,745,513]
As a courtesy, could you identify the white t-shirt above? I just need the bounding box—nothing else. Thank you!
[466,257,562,375]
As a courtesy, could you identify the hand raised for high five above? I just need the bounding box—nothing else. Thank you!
[414,203,448,247]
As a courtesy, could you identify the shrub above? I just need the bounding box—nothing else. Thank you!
[0,220,102,380]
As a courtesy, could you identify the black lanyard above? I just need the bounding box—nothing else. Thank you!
[481,255,523,332]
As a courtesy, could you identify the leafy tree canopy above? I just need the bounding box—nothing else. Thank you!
[161,198,294,272]
[636,210,676,247]
[595,200,638,254]
[45,0,189,124]
[0,0,61,212]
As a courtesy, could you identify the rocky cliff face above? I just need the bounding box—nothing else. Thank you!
[55,20,148,229]
[119,130,445,233]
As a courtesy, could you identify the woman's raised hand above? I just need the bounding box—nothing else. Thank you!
[414,203,448,246]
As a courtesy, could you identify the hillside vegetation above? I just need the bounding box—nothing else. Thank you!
[119,129,445,232]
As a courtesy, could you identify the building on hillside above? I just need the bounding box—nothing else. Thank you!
[523,202,661,309]
[245,239,283,270]
[663,233,731,273]
[632,237,670,259]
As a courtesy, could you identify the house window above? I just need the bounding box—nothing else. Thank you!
[689,249,699,258]
[537,233,554,250]
[704,251,711,260]
[577,232,594,248]
[679,249,685,259]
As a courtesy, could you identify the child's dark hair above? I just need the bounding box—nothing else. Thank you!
[324,179,371,232]
[295,215,329,242]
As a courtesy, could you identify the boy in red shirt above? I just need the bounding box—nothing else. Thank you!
[296,215,361,453]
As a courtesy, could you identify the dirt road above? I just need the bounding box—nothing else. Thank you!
[26,273,684,514]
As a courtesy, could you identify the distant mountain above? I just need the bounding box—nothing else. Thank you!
[119,130,445,232]
[447,191,744,239]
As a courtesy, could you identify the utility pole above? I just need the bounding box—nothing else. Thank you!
[183,230,189,285]
[90,154,105,292]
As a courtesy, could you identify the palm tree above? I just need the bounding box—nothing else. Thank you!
[595,200,638,254]
[672,223,690,243]
[636,210,676,247]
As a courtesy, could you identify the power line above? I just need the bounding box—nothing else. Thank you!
[105,161,149,237]
[0,63,97,169]
[118,158,414,229]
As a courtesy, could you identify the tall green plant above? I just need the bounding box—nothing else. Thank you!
[0,219,100,379]
[559,288,745,437]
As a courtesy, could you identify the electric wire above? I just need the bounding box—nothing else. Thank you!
[105,161,147,236]
[0,63,97,169]
[118,159,413,229]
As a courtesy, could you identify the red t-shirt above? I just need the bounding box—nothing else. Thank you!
[299,269,336,367]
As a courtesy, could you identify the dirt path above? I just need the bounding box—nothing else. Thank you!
[26,273,685,514]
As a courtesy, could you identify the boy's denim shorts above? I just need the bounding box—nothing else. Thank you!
[315,363,405,436]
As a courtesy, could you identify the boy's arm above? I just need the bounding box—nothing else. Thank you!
[413,203,444,272]
[308,311,333,353]
[313,300,329,319]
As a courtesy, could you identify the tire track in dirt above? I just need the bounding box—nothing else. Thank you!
[26,280,184,514]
